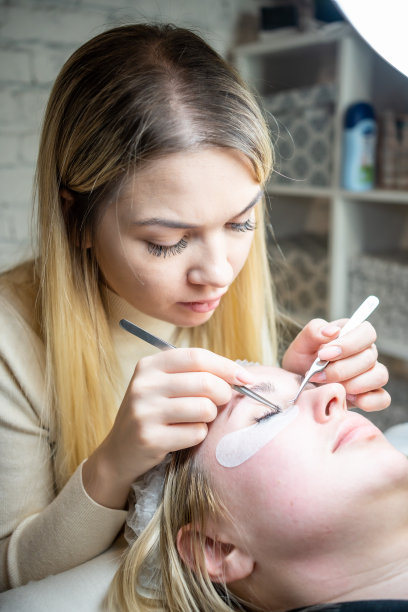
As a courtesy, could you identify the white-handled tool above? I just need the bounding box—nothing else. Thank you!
[291,295,379,404]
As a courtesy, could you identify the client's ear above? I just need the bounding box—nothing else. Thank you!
[177,524,254,583]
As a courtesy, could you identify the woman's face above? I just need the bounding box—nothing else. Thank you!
[94,148,261,326]
[198,365,408,598]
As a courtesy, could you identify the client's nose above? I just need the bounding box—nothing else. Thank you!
[300,383,347,424]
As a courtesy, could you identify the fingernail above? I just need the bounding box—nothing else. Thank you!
[312,371,327,383]
[235,369,256,384]
[321,324,341,337]
[346,394,357,405]
[318,345,342,360]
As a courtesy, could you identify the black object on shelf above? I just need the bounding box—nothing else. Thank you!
[260,5,298,31]
[314,0,345,23]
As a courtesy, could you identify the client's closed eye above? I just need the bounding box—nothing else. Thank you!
[254,406,282,424]
[247,381,283,424]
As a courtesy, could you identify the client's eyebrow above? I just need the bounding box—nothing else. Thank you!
[248,381,275,394]
[227,380,276,416]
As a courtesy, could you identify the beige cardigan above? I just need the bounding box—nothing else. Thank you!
[0,264,176,590]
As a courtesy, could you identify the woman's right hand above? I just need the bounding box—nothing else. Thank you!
[82,348,254,509]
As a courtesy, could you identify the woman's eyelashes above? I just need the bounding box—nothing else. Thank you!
[147,238,188,258]
[228,219,257,233]
[146,217,256,257]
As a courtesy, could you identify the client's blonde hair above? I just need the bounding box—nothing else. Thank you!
[109,450,255,612]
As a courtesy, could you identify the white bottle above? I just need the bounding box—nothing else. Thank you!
[342,102,376,191]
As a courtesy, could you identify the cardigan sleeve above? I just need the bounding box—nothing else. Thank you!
[0,291,126,590]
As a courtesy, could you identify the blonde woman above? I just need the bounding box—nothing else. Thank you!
[110,364,408,612]
[0,23,389,594]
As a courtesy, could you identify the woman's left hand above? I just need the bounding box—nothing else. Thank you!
[281,318,390,411]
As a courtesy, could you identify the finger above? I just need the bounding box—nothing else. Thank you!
[347,388,391,412]
[159,396,218,424]
[320,320,343,339]
[317,321,377,362]
[156,422,209,452]
[164,371,233,406]
[281,318,340,373]
[312,345,378,384]
[339,362,389,396]
[140,347,255,385]
[287,318,333,356]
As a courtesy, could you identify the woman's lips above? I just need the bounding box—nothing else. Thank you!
[178,297,222,313]
[332,417,381,452]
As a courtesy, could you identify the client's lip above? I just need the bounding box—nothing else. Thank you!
[332,416,381,453]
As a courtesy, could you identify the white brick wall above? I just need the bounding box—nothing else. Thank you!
[0,0,257,270]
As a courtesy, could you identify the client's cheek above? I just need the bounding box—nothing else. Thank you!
[215,405,299,468]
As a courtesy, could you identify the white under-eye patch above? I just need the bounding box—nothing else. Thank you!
[215,404,299,468]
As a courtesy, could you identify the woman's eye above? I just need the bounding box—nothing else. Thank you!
[228,218,257,233]
[147,238,188,258]
[254,405,282,424]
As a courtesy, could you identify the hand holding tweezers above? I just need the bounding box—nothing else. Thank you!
[291,295,379,404]
[119,319,279,411]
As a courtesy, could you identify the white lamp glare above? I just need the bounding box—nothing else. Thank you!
[335,0,408,78]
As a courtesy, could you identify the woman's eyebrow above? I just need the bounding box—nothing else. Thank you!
[132,189,263,229]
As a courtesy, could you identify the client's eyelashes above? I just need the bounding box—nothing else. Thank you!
[147,238,188,258]
[254,405,282,424]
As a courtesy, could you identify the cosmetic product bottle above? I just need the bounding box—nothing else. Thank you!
[342,101,376,191]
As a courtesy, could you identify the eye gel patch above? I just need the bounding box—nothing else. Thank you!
[216,404,299,468]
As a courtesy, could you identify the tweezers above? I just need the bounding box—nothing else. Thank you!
[291,295,379,404]
[119,318,279,411]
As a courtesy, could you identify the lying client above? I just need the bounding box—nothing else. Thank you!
[109,365,408,611]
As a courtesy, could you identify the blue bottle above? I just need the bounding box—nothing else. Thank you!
[342,102,376,191]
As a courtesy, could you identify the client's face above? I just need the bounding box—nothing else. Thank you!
[197,366,407,579]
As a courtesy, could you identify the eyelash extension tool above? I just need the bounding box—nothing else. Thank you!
[119,318,279,410]
[290,295,379,404]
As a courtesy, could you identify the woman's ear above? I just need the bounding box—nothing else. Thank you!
[60,188,92,248]
[177,524,254,584]
[60,188,75,215]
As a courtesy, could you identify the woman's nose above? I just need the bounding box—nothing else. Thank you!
[187,239,234,288]
[300,383,347,424]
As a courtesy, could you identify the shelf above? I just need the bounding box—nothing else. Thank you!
[234,23,352,56]
[339,189,408,205]
[266,184,332,199]
[266,184,408,205]
[236,24,408,364]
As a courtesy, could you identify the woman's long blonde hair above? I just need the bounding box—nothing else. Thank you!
[33,23,277,488]
[109,449,257,612]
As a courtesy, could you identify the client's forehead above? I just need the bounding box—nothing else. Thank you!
[246,364,278,380]
[243,364,301,391]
